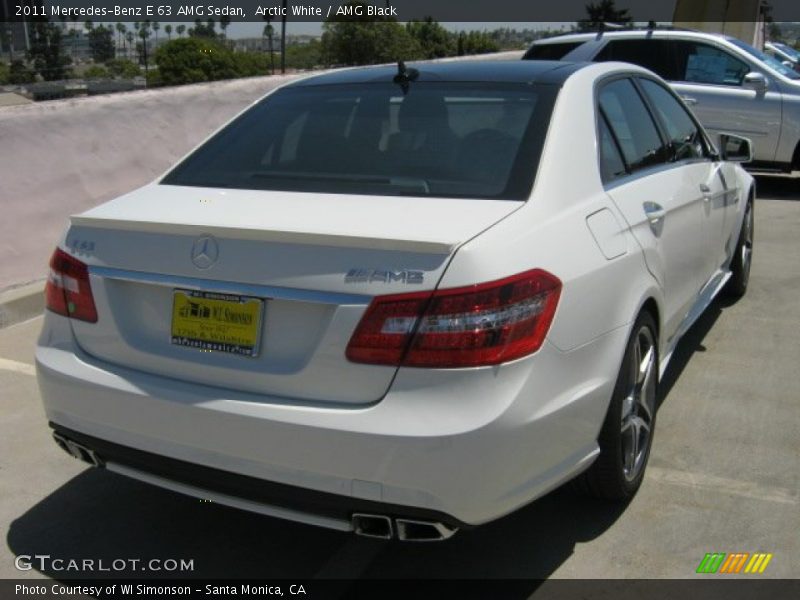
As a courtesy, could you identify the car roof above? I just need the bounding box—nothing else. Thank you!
[532,29,734,45]
[285,60,589,88]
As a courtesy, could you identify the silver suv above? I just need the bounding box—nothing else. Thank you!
[525,29,800,173]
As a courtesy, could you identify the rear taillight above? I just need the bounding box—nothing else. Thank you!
[45,248,98,323]
[346,269,561,368]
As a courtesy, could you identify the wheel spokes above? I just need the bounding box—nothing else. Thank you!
[620,326,657,482]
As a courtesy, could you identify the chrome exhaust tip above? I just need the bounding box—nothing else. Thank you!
[52,432,103,467]
[395,518,458,542]
[352,513,393,539]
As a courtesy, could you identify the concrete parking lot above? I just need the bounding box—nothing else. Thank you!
[0,175,798,584]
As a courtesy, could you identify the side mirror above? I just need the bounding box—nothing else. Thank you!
[719,133,753,163]
[743,72,768,93]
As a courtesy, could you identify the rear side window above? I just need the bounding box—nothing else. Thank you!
[596,39,680,80]
[638,78,706,161]
[598,114,627,182]
[524,42,583,60]
[598,79,669,173]
[162,82,557,201]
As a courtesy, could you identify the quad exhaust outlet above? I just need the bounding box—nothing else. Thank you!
[52,432,102,467]
[352,513,458,541]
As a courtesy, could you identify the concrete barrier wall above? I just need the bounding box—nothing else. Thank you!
[0,74,301,291]
[0,51,523,292]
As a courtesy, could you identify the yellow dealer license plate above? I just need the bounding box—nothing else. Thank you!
[171,289,264,357]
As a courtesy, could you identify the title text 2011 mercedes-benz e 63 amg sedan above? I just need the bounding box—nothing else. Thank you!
[37,60,754,541]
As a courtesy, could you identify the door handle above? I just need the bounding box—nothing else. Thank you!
[699,183,712,201]
[644,202,666,223]
[681,95,698,106]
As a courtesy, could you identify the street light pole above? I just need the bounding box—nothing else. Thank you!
[280,0,287,74]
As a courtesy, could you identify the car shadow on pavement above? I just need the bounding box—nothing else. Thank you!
[7,464,628,583]
[657,297,726,408]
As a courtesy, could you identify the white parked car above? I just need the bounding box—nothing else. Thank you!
[37,60,754,541]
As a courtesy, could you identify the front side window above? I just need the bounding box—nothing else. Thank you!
[728,38,800,80]
[673,41,750,86]
[599,78,669,173]
[162,82,557,201]
[638,78,706,161]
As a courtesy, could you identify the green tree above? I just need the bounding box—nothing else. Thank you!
[88,25,115,62]
[27,18,72,80]
[154,37,237,85]
[105,57,141,78]
[321,1,422,66]
[164,24,173,41]
[285,40,322,70]
[84,64,109,78]
[0,61,10,84]
[8,59,36,83]
[406,18,454,59]
[578,0,632,32]
[176,24,186,38]
[459,30,499,55]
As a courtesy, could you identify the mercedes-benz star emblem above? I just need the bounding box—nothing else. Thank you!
[191,235,219,269]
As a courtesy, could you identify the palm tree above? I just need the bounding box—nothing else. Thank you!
[138,21,151,85]
[176,24,186,38]
[125,31,134,60]
[164,24,172,41]
[152,21,160,48]
[116,23,126,56]
[220,15,231,39]
[263,22,275,74]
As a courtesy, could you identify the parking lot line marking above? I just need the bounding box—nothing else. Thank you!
[647,466,798,506]
[0,357,35,376]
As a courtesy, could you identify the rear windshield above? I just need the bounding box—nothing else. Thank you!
[161,82,557,200]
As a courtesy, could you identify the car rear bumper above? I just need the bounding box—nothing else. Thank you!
[36,313,627,528]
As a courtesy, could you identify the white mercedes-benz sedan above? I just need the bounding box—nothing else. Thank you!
[37,60,754,541]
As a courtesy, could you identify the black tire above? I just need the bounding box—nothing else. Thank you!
[579,311,659,500]
[725,196,754,299]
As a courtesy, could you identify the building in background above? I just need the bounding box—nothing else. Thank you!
[673,0,769,48]
[1,0,34,60]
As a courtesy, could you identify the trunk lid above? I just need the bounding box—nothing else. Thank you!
[65,184,520,405]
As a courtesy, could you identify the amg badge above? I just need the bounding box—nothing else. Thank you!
[345,269,424,284]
